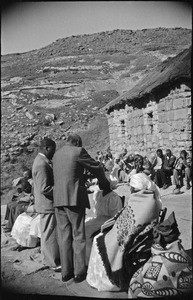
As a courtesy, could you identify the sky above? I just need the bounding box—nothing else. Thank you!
[1,1,192,55]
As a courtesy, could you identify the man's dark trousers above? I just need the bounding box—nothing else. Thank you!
[156,169,173,187]
[55,206,86,278]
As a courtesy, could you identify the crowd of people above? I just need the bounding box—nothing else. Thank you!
[95,147,192,194]
[2,134,192,296]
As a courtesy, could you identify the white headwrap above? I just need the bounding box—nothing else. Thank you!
[130,172,161,204]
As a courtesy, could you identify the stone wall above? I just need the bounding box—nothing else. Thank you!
[107,84,191,157]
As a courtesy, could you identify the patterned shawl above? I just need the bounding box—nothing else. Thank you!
[96,187,162,290]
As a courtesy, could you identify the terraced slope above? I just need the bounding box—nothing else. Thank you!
[1,27,191,197]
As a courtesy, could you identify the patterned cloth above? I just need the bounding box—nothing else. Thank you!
[86,188,162,291]
[128,240,192,298]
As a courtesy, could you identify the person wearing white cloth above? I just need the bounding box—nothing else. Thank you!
[86,172,162,292]
[85,181,123,265]
[11,204,41,249]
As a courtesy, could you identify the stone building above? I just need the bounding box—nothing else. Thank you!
[105,47,191,157]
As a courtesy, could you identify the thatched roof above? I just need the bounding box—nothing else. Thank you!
[105,46,191,114]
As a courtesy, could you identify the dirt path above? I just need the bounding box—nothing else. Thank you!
[1,184,192,298]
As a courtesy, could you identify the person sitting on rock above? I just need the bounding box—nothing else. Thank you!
[12,167,33,187]
[11,203,41,251]
[3,178,34,233]
[173,150,192,194]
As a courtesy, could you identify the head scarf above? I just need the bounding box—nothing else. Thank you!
[130,172,161,204]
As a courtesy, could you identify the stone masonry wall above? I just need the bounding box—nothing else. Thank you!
[107,84,191,158]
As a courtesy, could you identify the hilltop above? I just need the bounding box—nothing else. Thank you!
[1,27,192,200]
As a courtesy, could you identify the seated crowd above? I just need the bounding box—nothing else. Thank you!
[96,147,192,194]
[2,141,192,296]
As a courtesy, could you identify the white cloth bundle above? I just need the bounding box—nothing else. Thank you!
[130,172,162,205]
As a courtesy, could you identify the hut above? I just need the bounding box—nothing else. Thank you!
[104,46,191,157]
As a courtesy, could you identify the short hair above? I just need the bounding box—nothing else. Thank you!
[40,138,56,149]
[67,133,82,147]
[156,149,163,154]
[166,149,171,153]
[180,150,187,157]
[22,167,32,178]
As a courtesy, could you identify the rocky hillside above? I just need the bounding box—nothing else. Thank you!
[1,27,191,198]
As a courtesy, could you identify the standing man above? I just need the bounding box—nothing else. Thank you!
[53,133,110,283]
[173,150,192,194]
[32,138,60,269]
[150,148,164,182]
[155,149,176,189]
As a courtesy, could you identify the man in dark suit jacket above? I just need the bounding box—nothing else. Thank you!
[53,133,111,283]
[32,138,60,269]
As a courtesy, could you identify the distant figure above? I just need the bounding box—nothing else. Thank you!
[103,153,114,174]
[53,133,110,283]
[151,149,164,171]
[12,167,33,187]
[150,149,164,182]
[173,150,192,194]
[155,149,176,189]
[3,179,33,232]
[119,148,128,160]
[32,138,60,269]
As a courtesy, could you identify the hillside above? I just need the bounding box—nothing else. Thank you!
[1,27,192,199]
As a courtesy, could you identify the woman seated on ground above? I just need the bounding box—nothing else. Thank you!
[11,204,41,251]
[85,180,123,265]
[3,178,34,233]
[86,172,162,292]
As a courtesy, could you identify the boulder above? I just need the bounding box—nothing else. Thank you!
[45,114,57,122]
[56,120,64,125]
[26,112,34,120]
[16,106,24,111]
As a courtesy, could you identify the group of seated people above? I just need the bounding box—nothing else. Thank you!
[3,147,192,245]
[2,147,192,297]
[96,148,192,195]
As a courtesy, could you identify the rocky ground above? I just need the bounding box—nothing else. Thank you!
[1,183,192,299]
[1,27,191,200]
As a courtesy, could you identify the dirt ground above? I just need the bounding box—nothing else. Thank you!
[1,184,192,299]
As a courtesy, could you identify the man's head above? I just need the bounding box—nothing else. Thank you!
[18,178,32,194]
[66,133,82,147]
[40,138,56,160]
[23,168,32,179]
[180,150,187,159]
[118,161,124,169]
[166,149,172,158]
[134,154,143,166]
[122,148,127,156]
[156,149,163,158]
